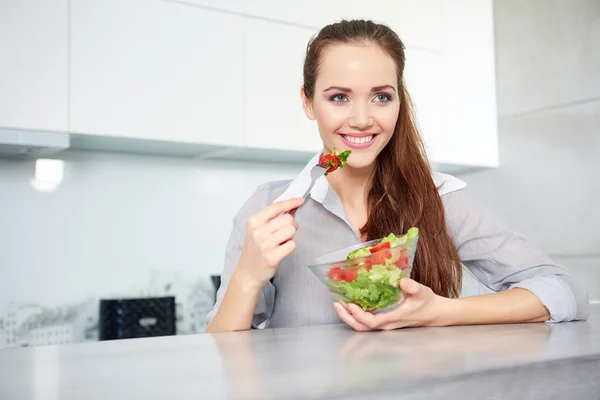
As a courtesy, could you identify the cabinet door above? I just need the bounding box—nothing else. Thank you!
[0,0,68,132]
[245,0,443,52]
[162,0,245,13]
[440,0,498,168]
[244,19,321,153]
[70,0,245,146]
[403,49,445,163]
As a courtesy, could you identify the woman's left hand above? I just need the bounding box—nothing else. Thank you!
[333,277,451,331]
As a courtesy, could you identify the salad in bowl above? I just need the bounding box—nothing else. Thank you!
[307,227,419,312]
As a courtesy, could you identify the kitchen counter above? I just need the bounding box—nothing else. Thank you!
[1,305,599,400]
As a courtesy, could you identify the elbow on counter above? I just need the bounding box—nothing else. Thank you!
[511,273,590,323]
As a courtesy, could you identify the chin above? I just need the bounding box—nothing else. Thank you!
[344,155,378,171]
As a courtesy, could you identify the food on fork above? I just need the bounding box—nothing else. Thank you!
[318,148,352,176]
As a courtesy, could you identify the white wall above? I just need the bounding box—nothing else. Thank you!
[0,151,301,345]
[457,0,600,302]
[0,151,301,307]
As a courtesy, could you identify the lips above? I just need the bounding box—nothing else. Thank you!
[339,133,378,149]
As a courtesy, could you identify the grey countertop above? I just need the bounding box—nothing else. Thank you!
[1,305,599,400]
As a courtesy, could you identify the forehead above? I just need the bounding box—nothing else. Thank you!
[315,42,398,90]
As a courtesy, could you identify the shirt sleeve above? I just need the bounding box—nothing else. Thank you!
[442,189,590,323]
[205,185,276,329]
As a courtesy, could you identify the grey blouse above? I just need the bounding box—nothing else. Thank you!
[206,176,589,329]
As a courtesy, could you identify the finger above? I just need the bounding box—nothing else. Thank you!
[252,198,304,224]
[399,277,421,296]
[262,213,296,235]
[265,224,297,249]
[347,303,393,329]
[334,303,371,332]
[268,240,297,263]
[339,301,351,312]
[380,320,413,331]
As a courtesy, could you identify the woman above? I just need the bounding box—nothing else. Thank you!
[206,20,588,333]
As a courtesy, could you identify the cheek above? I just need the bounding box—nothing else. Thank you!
[314,102,346,134]
[377,105,400,134]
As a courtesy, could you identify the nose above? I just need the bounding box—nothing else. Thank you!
[348,102,373,129]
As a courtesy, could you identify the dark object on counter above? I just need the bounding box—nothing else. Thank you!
[99,296,176,341]
[210,275,221,292]
[211,275,221,304]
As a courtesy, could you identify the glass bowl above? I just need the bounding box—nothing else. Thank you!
[307,233,419,313]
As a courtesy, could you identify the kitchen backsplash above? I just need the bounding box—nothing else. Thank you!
[0,150,302,348]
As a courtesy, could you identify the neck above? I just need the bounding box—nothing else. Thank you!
[326,163,375,208]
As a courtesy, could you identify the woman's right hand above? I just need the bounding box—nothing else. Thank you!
[234,197,305,290]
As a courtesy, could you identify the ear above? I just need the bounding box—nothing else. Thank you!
[301,86,316,121]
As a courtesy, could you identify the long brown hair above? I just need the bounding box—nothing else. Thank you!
[303,20,462,298]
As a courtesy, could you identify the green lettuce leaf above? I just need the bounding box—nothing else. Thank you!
[328,265,403,311]
[346,247,371,260]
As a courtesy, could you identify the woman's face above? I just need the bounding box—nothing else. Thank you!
[302,43,400,171]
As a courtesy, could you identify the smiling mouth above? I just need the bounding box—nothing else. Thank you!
[340,134,377,145]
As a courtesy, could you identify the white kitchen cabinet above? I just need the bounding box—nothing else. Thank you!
[403,49,445,163]
[161,0,245,13]
[439,0,498,168]
[69,0,245,147]
[0,0,68,132]
[244,0,443,52]
[0,0,497,171]
[244,19,322,153]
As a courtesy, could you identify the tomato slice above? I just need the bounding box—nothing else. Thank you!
[369,241,391,254]
[343,270,358,282]
[395,256,410,270]
[342,265,363,281]
[328,267,345,281]
[329,266,359,282]
[370,250,391,265]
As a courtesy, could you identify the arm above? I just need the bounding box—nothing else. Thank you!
[336,278,553,331]
[205,187,274,333]
[335,189,589,331]
[206,276,271,332]
[440,288,550,325]
[441,189,589,323]
[205,229,275,333]
[205,188,302,333]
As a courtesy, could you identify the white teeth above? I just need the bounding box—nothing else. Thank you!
[343,135,373,144]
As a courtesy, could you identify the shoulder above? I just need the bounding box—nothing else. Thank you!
[232,180,293,225]
[430,171,488,229]
[431,170,468,197]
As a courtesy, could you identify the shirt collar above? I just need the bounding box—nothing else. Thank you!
[274,152,329,204]
[275,151,467,204]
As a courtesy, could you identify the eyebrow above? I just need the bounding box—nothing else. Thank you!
[323,85,397,93]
